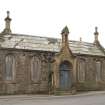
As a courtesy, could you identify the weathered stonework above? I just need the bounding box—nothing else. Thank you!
[76,55,105,90]
[0,12,105,95]
[0,49,55,94]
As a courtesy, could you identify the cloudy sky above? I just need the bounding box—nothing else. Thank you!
[0,0,105,46]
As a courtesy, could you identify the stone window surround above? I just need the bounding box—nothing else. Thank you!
[77,58,86,82]
[30,55,42,83]
[4,54,16,83]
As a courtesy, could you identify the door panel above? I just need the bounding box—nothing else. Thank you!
[59,61,72,90]
[60,70,71,90]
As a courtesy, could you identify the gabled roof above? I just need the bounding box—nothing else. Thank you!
[0,34,105,56]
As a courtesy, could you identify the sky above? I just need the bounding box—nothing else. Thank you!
[0,0,105,46]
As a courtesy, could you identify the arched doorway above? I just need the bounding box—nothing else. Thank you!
[59,61,72,90]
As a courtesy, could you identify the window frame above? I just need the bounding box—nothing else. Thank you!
[4,54,16,82]
[78,58,86,82]
[30,56,41,83]
[95,61,102,81]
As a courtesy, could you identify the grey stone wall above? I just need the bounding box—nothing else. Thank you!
[76,55,105,90]
[0,49,53,95]
[0,48,105,94]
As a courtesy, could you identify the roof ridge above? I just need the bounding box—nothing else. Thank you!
[9,33,93,44]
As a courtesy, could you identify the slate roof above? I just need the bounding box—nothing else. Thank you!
[0,34,105,56]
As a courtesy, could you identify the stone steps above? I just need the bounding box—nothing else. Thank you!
[53,90,76,95]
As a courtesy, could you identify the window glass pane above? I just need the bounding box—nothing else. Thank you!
[78,60,85,82]
[5,55,14,80]
[31,56,41,82]
[96,61,101,81]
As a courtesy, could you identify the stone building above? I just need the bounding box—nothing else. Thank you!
[0,11,105,95]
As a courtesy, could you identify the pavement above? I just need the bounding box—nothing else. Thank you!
[0,91,105,105]
[0,90,105,99]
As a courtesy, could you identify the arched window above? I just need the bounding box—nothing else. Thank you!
[31,56,41,82]
[96,61,101,81]
[78,59,85,82]
[5,55,15,80]
[102,61,105,81]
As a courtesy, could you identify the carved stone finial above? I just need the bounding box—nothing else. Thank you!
[7,11,10,17]
[94,26,99,44]
[5,11,11,21]
[94,26,99,35]
[95,27,98,32]
[1,11,12,34]
[61,26,69,34]
[80,37,82,42]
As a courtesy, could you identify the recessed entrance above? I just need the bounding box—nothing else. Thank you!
[59,61,72,90]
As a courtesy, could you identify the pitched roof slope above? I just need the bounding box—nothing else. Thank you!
[0,34,105,56]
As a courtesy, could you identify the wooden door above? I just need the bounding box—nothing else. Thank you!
[59,61,72,90]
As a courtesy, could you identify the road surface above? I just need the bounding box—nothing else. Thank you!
[0,92,105,105]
